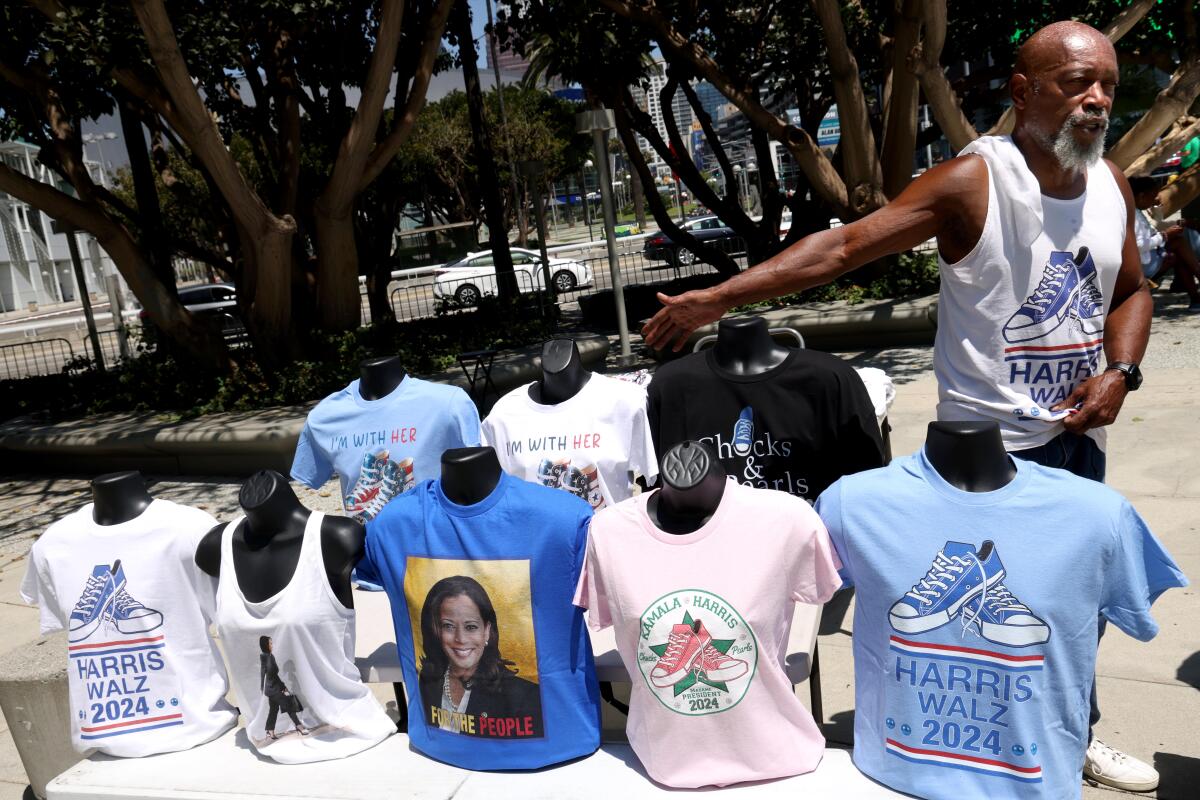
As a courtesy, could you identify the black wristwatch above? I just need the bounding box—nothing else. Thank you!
[1106,362,1143,391]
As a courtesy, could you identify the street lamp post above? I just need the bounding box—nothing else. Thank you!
[518,160,555,304]
[576,108,633,365]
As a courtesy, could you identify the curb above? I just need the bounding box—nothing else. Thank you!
[0,335,609,477]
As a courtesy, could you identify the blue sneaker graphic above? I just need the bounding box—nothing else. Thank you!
[69,564,119,642]
[1071,247,1104,336]
[109,561,163,635]
[732,407,754,457]
[888,541,1005,634]
[1003,252,1081,343]
[961,580,1050,646]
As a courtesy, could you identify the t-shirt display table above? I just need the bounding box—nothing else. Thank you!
[46,728,909,799]
[351,587,823,686]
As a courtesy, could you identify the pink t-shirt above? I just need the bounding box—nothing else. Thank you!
[574,480,842,788]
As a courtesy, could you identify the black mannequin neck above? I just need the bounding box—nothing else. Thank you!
[924,421,1017,492]
[240,470,311,544]
[359,356,407,401]
[91,471,154,525]
[646,441,727,534]
[711,317,790,376]
[531,338,590,405]
[441,447,503,506]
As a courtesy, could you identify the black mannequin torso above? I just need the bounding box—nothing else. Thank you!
[710,317,790,376]
[91,471,154,525]
[195,470,364,608]
[646,441,728,534]
[924,421,1017,492]
[440,447,503,506]
[358,356,407,401]
[529,338,590,405]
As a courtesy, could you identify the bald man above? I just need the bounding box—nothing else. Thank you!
[643,21,1158,792]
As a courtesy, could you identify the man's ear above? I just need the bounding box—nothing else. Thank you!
[1010,73,1032,111]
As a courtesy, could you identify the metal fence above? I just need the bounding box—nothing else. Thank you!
[383,240,749,323]
[0,337,78,380]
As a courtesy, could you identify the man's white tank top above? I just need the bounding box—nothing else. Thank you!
[933,142,1126,451]
[214,511,393,763]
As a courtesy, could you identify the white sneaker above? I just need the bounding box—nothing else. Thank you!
[1084,739,1159,792]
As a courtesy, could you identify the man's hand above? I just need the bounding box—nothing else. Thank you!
[1052,370,1129,433]
[641,288,727,351]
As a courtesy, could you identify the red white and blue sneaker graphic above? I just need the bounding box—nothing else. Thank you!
[109,561,163,635]
[68,560,162,642]
[1003,251,1083,343]
[888,541,1005,634]
[69,564,121,642]
[960,580,1050,646]
[344,450,414,521]
[891,541,1051,647]
[1072,246,1104,336]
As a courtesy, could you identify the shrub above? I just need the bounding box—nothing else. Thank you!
[0,298,560,423]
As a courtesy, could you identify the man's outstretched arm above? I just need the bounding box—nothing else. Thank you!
[641,156,987,351]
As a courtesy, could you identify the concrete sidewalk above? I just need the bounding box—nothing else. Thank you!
[0,294,1195,797]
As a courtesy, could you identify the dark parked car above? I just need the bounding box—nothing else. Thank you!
[643,216,740,266]
[139,282,246,345]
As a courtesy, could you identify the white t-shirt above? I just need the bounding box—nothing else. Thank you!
[482,373,658,510]
[934,137,1125,451]
[20,500,237,757]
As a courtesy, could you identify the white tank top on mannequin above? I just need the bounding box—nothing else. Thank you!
[933,145,1126,451]
[214,511,393,763]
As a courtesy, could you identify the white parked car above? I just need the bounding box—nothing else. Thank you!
[432,247,593,304]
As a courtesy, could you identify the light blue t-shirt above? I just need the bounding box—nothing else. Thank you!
[358,474,602,769]
[291,376,481,522]
[816,451,1186,800]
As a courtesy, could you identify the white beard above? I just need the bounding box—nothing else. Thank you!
[1034,112,1108,171]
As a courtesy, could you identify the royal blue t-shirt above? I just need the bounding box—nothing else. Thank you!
[291,377,480,523]
[816,451,1186,800]
[359,473,601,769]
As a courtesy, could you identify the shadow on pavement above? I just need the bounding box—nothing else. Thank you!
[839,347,935,386]
[1175,650,1200,690]
[823,709,855,748]
[1154,752,1200,800]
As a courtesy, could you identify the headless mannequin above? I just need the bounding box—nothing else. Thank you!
[646,441,728,534]
[440,447,502,506]
[358,356,407,401]
[91,471,154,525]
[195,470,364,608]
[924,421,1017,492]
[529,338,590,405]
[710,317,790,376]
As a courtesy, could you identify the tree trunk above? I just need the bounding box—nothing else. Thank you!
[809,0,885,216]
[1125,116,1200,177]
[118,97,175,294]
[452,0,516,299]
[880,0,924,199]
[242,223,299,366]
[1159,163,1200,217]
[630,163,647,230]
[912,0,979,152]
[1107,57,1200,169]
[0,161,230,370]
[312,202,362,331]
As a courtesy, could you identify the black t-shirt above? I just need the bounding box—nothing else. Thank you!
[648,349,886,501]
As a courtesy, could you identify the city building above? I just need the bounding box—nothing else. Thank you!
[0,140,114,312]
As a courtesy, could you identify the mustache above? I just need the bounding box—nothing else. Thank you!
[1067,110,1109,128]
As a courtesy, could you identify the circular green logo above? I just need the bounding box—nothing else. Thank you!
[636,589,758,716]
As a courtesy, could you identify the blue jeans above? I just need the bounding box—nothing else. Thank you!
[1010,431,1105,733]
[1011,430,1106,483]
